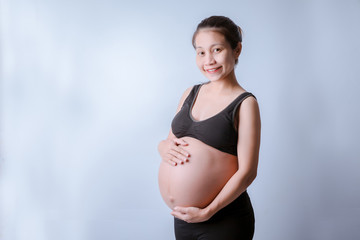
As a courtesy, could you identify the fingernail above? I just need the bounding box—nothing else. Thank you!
[180,161,184,165]
[174,163,177,166]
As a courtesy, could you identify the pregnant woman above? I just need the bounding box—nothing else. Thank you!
[158,16,261,240]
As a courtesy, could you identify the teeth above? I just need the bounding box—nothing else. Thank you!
[206,67,220,72]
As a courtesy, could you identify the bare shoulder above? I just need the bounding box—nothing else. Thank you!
[239,94,260,124]
[175,86,194,113]
[237,94,261,154]
[181,86,193,100]
[241,95,259,111]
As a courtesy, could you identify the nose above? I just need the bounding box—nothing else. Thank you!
[205,53,216,65]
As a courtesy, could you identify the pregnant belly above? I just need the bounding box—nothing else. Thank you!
[158,137,238,209]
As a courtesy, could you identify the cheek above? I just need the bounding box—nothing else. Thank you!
[224,53,236,66]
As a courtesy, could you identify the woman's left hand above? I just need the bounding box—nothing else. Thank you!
[171,206,212,223]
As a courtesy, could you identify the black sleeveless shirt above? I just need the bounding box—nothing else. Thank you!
[171,83,256,156]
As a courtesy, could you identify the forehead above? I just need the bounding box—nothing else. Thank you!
[194,29,228,48]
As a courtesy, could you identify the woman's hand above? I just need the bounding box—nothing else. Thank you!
[158,138,190,166]
[171,206,212,223]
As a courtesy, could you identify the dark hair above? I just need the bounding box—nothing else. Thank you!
[192,16,243,63]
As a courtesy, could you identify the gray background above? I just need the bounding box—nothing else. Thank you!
[1,0,360,239]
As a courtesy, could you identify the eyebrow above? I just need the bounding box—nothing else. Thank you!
[195,43,225,49]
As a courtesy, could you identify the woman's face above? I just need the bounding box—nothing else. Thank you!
[194,29,238,82]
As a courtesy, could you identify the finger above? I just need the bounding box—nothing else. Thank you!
[175,146,190,158]
[165,153,178,166]
[168,150,186,164]
[174,206,188,214]
[173,138,188,146]
[170,140,190,159]
[165,158,177,166]
[171,211,185,220]
[170,147,189,160]
[183,215,191,223]
[172,212,192,223]
[167,153,184,165]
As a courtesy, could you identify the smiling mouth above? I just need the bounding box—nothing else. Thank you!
[205,66,222,73]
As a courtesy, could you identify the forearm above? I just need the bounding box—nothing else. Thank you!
[204,169,257,217]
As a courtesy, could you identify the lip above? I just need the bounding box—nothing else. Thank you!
[204,66,222,73]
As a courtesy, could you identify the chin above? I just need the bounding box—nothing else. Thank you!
[205,76,224,82]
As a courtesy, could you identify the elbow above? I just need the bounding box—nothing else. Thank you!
[246,171,257,186]
[240,169,257,187]
[250,171,257,184]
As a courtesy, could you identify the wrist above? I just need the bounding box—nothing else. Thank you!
[204,204,217,220]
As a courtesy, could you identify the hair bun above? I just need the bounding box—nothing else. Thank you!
[237,26,243,42]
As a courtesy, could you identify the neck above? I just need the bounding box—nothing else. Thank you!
[207,70,239,92]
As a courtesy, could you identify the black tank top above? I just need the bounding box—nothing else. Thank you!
[171,83,256,156]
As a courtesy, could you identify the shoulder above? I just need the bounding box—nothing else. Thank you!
[178,86,194,103]
[240,94,259,114]
[238,94,260,128]
[233,91,258,112]
[242,93,258,105]
[174,85,197,112]
[232,91,259,121]
[182,86,193,98]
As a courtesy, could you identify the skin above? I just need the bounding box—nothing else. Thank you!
[158,28,261,223]
[158,137,238,209]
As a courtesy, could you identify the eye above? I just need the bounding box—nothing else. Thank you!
[197,51,205,56]
[214,48,222,53]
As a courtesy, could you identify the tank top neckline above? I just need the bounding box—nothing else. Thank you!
[189,83,248,123]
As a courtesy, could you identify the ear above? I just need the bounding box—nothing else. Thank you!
[235,42,242,58]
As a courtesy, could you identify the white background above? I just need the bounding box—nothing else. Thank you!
[1,0,360,239]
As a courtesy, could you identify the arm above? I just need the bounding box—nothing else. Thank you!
[171,96,261,222]
[158,87,193,166]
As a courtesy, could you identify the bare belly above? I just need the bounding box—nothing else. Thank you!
[158,137,238,209]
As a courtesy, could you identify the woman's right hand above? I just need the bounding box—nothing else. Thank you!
[158,138,190,166]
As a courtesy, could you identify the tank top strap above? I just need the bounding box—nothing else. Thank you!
[183,84,202,105]
[231,92,256,123]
